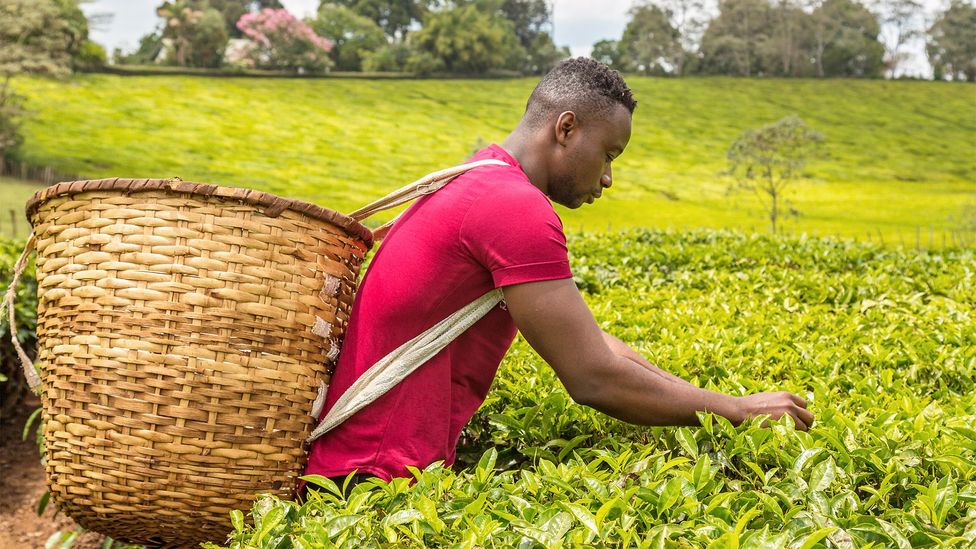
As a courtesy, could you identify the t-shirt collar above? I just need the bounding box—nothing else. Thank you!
[486,144,523,172]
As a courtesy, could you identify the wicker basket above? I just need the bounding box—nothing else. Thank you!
[18,178,374,546]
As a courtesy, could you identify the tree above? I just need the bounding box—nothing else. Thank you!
[410,4,524,73]
[188,7,229,67]
[497,0,567,73]
[927,0,976,81]
[451,0,566,74]
[727,116,823,234]
[206,0,283,37]
[591,39,624,69]
[115,32,165,65]
[810,0,884,77]
[872,0,924,77]
[648,0,710,74]
[698,0,774,76]
[765,0,814,76]
[330,0,435,41]
[312,3,387,71]
[361,41,411,71]
[237,8,334,72]
[618,3,684,74]
[0,0,76,158]
[522,31,570,74]
[157,1,230,67]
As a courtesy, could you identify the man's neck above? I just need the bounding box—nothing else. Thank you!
[501,129,549,197]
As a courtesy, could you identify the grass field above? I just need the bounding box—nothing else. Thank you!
[7,74,976,242]
[0,177,46,238]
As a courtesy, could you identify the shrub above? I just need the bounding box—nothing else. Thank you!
[210,229,976,547]
[361,43,412,73]
[235,8,333,73]
[74,40,107,71]
[0,237,37,417]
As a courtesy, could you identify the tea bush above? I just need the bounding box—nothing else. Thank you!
[211,229,975,548]
[0,237,37,414]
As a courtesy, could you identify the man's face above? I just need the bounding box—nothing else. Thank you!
[548,104,632,209]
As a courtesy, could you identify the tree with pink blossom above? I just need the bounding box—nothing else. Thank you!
[235,8,334,72]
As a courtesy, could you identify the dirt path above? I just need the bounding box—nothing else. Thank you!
[0,396,105,548]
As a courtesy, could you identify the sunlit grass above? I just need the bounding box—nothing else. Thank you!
[11,74,976,241]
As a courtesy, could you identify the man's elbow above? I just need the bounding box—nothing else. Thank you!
[559,359,614,409]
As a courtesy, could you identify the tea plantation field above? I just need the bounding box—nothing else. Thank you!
[9,75,976,242]
[208,230,975,547]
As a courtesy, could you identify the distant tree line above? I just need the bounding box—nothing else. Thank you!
[0,0,109,160]
[594,0,976,80]
[115,0,569,76]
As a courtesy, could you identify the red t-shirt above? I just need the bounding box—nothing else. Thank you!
[305,144,572,481]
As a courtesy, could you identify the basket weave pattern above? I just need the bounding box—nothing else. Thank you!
[27,179,371,546]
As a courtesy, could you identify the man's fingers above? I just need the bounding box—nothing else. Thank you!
[796,406,815,428]
[788,392,807,408]
[788,410,809,431]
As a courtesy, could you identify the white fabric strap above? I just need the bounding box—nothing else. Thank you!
[346,159,509,221]
[308,288,504,442]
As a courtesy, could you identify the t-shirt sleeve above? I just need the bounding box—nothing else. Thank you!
[459,181,572,288]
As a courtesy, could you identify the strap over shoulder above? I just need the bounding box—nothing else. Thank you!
[346,158,509,223]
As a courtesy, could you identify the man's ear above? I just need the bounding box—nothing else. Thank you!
[554,111,577,147]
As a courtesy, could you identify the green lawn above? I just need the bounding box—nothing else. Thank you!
[10,74,976,242]
[0,176,46,238]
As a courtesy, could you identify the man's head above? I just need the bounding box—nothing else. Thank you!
[520,58,636,209]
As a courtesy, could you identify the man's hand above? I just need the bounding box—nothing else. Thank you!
[502,278,815,431]
[734,392,814,431]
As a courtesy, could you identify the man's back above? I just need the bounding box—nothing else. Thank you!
[306,145,572,481]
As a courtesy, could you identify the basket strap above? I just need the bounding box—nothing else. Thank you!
[307,288,504,442]
[2,232,40,393]
[346,159,509,222]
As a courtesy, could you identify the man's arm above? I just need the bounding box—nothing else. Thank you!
[502,278,814,430]
[602,331,697,387]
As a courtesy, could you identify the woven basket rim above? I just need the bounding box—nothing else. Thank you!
[26,177,374,248]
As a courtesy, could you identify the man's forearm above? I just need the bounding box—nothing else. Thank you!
[601,331,697,388]
[579,348,743,426]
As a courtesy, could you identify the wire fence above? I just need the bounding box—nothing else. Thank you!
[0,158,973,249]
[0,157,80,187]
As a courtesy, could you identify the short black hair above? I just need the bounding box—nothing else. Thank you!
[523,57,636,128]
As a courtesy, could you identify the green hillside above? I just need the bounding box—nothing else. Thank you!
[10,75,976,241]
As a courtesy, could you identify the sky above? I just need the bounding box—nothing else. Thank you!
[81,0,938,77]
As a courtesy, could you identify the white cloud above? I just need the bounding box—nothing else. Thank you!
[551,0,634,57]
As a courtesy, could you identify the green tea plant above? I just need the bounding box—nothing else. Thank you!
[211,229,975,548]
[0,236,37,416]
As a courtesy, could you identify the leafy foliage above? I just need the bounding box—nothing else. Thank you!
[926,0,976,82]
[617,3,683,75]
[332,0,435,42]
[727,116,825,234]
[0,0,80,159]
[617,0,886,77]
[311,3,386,72]
[210,229,975,547]
[410,4,524,74]
[0,237,37,416]
[235,8,334,72]
[157,1,231,68]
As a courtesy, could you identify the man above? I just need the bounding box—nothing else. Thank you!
[305,58,813,490]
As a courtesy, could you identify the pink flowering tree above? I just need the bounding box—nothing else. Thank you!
[235,9,334,72]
